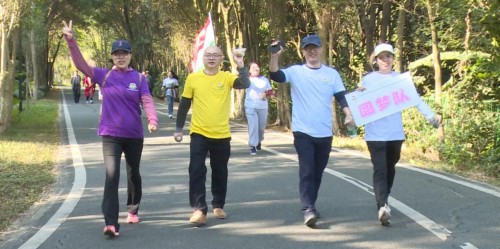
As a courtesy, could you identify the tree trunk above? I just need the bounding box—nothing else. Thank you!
[464,8,471,52]
[0,16,20,133]
[457,7,472,76]
[395,0,409,72]
[0,20,10,133]
[357,0,377,70]
[267,0,291,129]
[380,0,391,42]
[241,0,259,62]
[30,29,39,100]
[425,0,442,101]
[424,0,444,139]
[219,0,244,120]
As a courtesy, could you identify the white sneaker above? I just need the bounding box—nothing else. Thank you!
[378,204,391,226]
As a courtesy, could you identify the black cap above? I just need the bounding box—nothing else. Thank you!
[111,39,132,54]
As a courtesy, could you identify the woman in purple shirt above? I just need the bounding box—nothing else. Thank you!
[62,20,158,238]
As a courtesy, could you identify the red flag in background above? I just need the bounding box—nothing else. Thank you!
[190,13,216,72]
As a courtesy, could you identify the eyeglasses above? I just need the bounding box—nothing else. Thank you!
[204,53,222,59]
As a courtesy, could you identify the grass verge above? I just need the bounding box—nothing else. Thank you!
[0,90,60,232]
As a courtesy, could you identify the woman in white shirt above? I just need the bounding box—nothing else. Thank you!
[244,62,273,155]
[162,70,179,118]
[359,43,442,226]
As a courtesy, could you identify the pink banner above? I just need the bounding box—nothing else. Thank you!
[346,72,424,126]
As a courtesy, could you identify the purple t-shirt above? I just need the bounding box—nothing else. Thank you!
[93,68,149,138]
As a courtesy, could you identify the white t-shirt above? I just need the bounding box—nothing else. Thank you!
[282,64,346,137]
[162,77,178,96]
[244,75,272,109]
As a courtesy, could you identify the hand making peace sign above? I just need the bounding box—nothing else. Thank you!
[62,20,73,39]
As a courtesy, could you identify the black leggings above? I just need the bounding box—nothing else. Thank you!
[366,140,404,209]
[101,136,144,229]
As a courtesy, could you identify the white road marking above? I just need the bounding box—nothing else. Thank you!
[231,121,500,199]
[322,168,453,240]
[460,242,479,249]
[398,165,500,198]
[328,146,500,199]
[19,91,87,249]
[231,132,481,246]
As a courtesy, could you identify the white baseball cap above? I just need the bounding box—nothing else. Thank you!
[374,43,394,57]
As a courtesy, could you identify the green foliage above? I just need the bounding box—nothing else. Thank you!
[402,104,442,159]
[399,92,499,178]
[479,0,500,55]
[455,57,500,101]
[438,95,499,177]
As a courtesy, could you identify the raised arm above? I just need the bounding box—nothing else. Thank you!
[269,43,286,83]
[232,48,250,89]
[62,20,94,78]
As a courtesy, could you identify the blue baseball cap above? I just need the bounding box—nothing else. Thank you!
[301,34,321,48]
[111,39,132,54]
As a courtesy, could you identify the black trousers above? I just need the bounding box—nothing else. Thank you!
[293,132,332,213]
[366,140,404,209]
[72,87,80,103]
[189,133,231,215]
[101,136,144,229]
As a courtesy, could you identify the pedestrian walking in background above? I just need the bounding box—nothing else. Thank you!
[83,75,95,103]
[244,61,273,156]
[71,71,81,103]
[62,20,158,238]
[173,46,250,227]
[144,70,154,95]
[269,34,354,228]
[358,42,442,226]
[162,70,179,118]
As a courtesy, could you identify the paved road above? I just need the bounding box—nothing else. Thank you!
[1,89,499,249]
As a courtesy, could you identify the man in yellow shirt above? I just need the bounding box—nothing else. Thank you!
[174,46,250,226]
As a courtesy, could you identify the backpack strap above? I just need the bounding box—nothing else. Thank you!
[101,70,113,88]
[99,69,113,118]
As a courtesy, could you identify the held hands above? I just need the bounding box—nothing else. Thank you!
[62,20,73,39]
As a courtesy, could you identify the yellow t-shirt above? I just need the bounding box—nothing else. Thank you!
[182,70,238,138]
